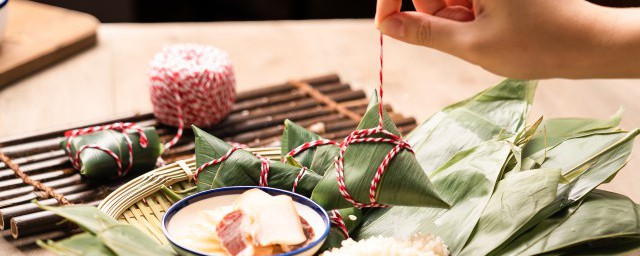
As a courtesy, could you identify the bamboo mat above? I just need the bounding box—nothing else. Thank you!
[0,74,417,247]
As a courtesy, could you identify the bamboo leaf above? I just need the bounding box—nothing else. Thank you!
[311,104,448,210]
[539,236,640,256]
[61,127,163,179]
[500,190,640,255]
[463,129,640,255]
[366,89,379,111]
[280,120,339,175]
[356,140,512,254]
[98,224,175,256]
[36,203,119,234]
[459,168,563,256]
[522,108,623,159]
[194,126,323,196]
[407,79,537,175]
[37,233,116,256]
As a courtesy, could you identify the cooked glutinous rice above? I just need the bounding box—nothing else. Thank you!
[321,234,449,256]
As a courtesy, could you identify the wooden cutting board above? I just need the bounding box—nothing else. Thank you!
[0,0,98,88]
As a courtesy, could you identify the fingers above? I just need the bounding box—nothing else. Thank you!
[435,6,474,21]
[378,12,471,55]
[445,0,472,9]
[412,0,447,14]
[375,0,403,27]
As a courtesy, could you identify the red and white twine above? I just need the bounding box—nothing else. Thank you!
[282,139,340,160]
[150,44,236,149]
[330,210,350,238]
[193,147,271,187]
[291,167,308,193]
[64,122,148,177]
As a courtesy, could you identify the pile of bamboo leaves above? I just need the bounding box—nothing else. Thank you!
[195,79,640,255]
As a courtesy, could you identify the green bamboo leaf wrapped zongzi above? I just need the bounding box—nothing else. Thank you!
[310,104,449,210]
[193,126,323,197]
[61,126,163,179]
[281,119,339,176]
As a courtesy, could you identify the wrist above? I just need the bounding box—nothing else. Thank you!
[572,2,640,78]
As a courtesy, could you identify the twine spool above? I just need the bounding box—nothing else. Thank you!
[149,44,236,148]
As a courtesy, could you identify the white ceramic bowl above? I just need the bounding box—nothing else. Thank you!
[162,186,331,256]
[0,0,8,42]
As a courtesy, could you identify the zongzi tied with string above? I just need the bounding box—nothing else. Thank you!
[61,124,163,179]
[193,126,323,196]
[309,104,449,210]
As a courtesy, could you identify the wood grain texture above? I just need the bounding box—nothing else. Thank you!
[0,0,98,88]
[0,20,639,255]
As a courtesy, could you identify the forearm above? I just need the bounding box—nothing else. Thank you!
[594,5,640,78]
[559,2,640,78]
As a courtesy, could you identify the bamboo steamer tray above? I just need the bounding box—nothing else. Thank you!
[98,147,281,244]
[0,73,417,247]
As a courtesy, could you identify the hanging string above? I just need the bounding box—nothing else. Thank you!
[378,33,385,128]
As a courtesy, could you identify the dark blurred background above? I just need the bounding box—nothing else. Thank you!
[32,0,640,23]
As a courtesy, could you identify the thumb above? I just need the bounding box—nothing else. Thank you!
[379,12,469,54]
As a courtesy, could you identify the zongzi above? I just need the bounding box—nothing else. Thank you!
[61,123,163,179]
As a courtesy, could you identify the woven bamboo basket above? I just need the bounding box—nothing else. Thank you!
[97,147,281,245]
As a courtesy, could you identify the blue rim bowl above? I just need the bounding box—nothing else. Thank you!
[162,186,331,256]
[0,0,7,9]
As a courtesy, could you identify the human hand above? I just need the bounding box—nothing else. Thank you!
[376,0,640,79]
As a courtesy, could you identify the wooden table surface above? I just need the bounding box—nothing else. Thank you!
[1,19,639,255]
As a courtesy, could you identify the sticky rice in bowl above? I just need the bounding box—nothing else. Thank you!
[162,186,330,256]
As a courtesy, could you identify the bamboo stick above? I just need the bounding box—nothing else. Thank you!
[231,84,360,114]
[0,157,69,181]
[0,190,97,230]
[0,169,76,191]
[0,150,66,170]
[0,183,91,208]
[220,83,351,127]
[234,74,339,102]
[229,113,350,143]
[0,175,82,200]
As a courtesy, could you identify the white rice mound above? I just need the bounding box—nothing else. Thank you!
[321,234,450,256]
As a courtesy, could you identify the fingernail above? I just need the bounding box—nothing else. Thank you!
[379,17,404,38]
